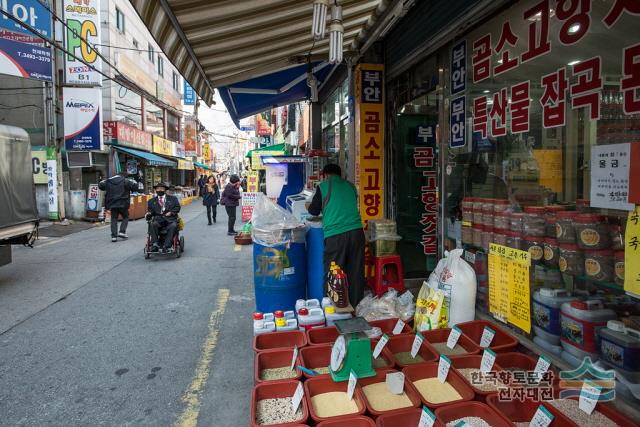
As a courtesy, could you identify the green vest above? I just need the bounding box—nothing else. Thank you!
[318,176,363,238]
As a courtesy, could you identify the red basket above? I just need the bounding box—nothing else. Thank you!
[368,339,396,370]
[434,401,513,427]
[251,380,309,427]
[317,415,376,426]
[563,396,637,427]
[358,368,421,416]
[253,330,307,352]
[456,320,518,353]
[369,318,412,335]
[386,334,438,368]
[255,348,303,383]
[307,326,339,346]
[421,328,482,355]
[375,408,444,427]
[486,394,573,426]
[495,352,559,387]
[304,375,367,423]
[299,344,332,378]
[449,354,506,402]
[402,362,475,409]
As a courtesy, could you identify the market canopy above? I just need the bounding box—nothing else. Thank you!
[193,161,211,170]
[245,143,286,159]
[113,146,176,167]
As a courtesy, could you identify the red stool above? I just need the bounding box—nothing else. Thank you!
[367,255,405,296]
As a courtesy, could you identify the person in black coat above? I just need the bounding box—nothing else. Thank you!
[202,175,220,225]
[220,175,242,235]
[98,173,138,242]
[146,182,181,253]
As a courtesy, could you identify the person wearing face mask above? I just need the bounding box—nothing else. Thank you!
[220,174,242,236]
[146,182,181,253]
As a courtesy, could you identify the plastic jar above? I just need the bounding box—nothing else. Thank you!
[545,215,557,238]
[509,212,524,234]
[506,231,522,250]
[473,199,484,218]
[493,231,508,246]
[523,235,545,264]
[473,224,483,247]
[584,249,614,283]
[559,243,584,276]
[614,251,625,286]
[543,238,560,268]
[462,197,475,223]
[473,209,484,226]
[575,214,610,249]
[493,199,510,215]
[609,222,625,251]
[556,211,578,244]
[482,211,494,229]
[481,227,494,250]
[523,206,546,237]
[494,212,509,231]
[462,226,473,245]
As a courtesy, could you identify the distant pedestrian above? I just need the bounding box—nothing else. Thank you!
[220,174,241,235]
[98,173,138,242]
[202,176,220,225]
[197,174,205,197]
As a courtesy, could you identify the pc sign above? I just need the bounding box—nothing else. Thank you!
[64,0,101,85]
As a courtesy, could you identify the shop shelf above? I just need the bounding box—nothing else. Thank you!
[357,368,421,416]
[456,319,518,353]
[251,380,309,427]
[304,375,367,423]
[421,328,482,356]
[375,408,445,427]
[368,318,412,335]
[449,354,506,402]
[386,334,438,368]
[495,352,559,387]
[402,362,475,409]
[316,415,376,426]
[486,394,572,426]
[434,401,513,427]
[307,326,339,346]
[253,330,307,353]
[255,348,302,384]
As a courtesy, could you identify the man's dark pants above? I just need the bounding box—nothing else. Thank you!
[225,206,237,233]
[150,217,177,249]
[110,207,129,238]
[323,228,366,306]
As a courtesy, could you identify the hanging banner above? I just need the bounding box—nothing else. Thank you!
[247,171,259,192]
[414,125,437,255]
[202,143,211,162]
[184,118,197,156]
[64,0,101,85]
[63,87,103,151]
[183,80,195,105]
[355,63,385,226]
[46,146,58,220]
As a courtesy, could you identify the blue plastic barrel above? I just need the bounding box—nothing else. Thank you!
[253,241,307,312]
[306,221,325,301]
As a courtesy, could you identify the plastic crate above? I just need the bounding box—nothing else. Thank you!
[402,362,475,409]
[307,326,339,346]
[456,320,518,353]
[386,334,438,368]
[255,348,302,383]
[253,330,307,352]
[421,328,482,356]
[251,380,309,427]
[358,368,421,416]
[304,376,367,423]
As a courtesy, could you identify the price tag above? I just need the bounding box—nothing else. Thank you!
[480,348,496,373]
[398,291,413,306]
[464,250,476,264]
[480,326,496,348]
[347,369,357,400]
[438,355,452,383]
[393,319,406,335]
[386,372,405,395]
[291,345,298,370]
[291,381,304,412]
[447,326,462,349]
[532,355,551,383]
[530,405,554,427]
[579,381,601,415]
[418,406,437,427]
[411,332,424,358]
[372,334,389,359]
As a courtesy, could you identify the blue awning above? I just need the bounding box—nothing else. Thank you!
[218,62,338,127]
[112,146,176,167]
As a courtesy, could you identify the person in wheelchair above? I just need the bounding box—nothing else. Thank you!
[146,182,181,253]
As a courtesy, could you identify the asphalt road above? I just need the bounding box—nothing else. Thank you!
[0,202,254,427]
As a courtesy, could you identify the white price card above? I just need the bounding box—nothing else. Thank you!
[411,332,424,358]
[529,405,554,427]
[386,372,405,395]
[480,348,496,373]
[480,326,496,348]
[579,381,601,415]
[418,406,437,427]
[291,381,304,412]
[373,334,389,359]
[291,345,299,370]
[347,369,357,400]
[438,355,452,383]
[447,326,462,349]
[533,355,551,383]
[392,319,406,335]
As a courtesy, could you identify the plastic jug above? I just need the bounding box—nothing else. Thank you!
[598,320,640,372]
[276,317,299,331]
[297,307,326,330]
[324,305,352,326]
[560,299,616,359]
[295,299,321,312]
[253,318,276,335]
[533,288,576,345]
[321,297,333,309]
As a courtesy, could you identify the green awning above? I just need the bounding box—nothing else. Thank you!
[194,161,211,170]
[113,146,176,167]
[245,143,286,158]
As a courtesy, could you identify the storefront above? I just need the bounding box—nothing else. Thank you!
[320,77,351,175]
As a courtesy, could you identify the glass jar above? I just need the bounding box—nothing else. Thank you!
[556,211,578,244]
[462,226,473,245]
[482,211,494,229]
[472,199,484,218]
[493,231,508,246]
[559,243,584,276]
[584,249,614,283]
[493,199,510,215]
[523,206,546,237]
[481,227,494,250]
[543,238,560,268]
[545,215,557,238]
[522,235,544,264]
[609,221,625,251]
[575,214,610,249]
[494,212,509,231]
[473,209,484,226]
[462,197,475,223]
[614,251,624,286]
[473,224,483,247]
[505,231,522,250]
[509,212,524,234]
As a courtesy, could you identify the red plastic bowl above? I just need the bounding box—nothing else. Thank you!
[253,330,307,352]
[402,362,475,408]
[495,352,559,387]
[368,339,396,370]
[307,326,339,346]
[375,408,445,427]
[255,348,302,383]
[449,354,506,401]
[421,328,482,355]
[562,396,637,427]
[456,320,518,353]
[369,318,412,335]
[358,368,421,416]
[299,344,332,378]
[251,380,309,427]
[434,401,513,427]
[317,415,376,426]
[386,334,438,368]
[486,394,573,426]
[304,375,367,423]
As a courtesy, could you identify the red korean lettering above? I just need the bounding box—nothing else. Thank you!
[494,22,519,75]
[363,193,381,217]
[540,67,569,128]
[414,147,434,168]
[490,88,508,137]
[364,136,381,160]
[473,96,488,138]
[472,34,492,83]
[364,168,381,190]
[422,221,437,234]
[422,172,437,191]
[603,0,640,28]
[570,56,602,120]
[510,81,531,134]
[621,43,640,115]
[422,235,437,255]
[421,191,437,205]
[364,111,380,133]
[420,213,437,226]
[521,0,551,63]
[555,0,591,45]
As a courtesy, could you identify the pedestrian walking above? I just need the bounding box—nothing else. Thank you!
[220,174,241,235]
[98,173,138,242]
[197,174,205,198]
[202,176,220,225]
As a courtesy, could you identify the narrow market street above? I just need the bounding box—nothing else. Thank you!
[0,202,254,427]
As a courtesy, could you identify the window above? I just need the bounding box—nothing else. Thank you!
[172,71,179,91]
[116,8,125,33]
[132,39,139,50]
[144,99,164,137]
[157,56,164,77]
[166,112,180,142]
[115,84,142,128]
[148,44,154,64]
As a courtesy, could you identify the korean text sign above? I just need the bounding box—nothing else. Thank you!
[183,80,195,105]
[64,0,101,85]
[414,125,437,255]
[63,87,103,151]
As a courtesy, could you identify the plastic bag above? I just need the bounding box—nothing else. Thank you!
[414,284,445,331]
[251,194,305,245]
[355,289,415,322]
[431,249,477,327]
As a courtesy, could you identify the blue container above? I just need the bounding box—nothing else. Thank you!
[306,221,325,301]
[253,241,307,312]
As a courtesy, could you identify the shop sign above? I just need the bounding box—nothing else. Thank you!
[184,118,197,156]
[46,146,58,220]
[251,151,282,171]
[63,0,101,86]
[414,125,437,255]
[625,206,640,298]
[174,143,185,159]
[152,135,173,156]
[0,0,53,81]
[86,183,101,212]
[63,87,103,151]
[449,96,466,148]
[202,143,211,162]
[355,63,385,225]
[31,148,48,184]
[247,171,259,192]
[183,80,195,105]
[242,192,258,222]
[126,159,137,175]
[450,40,466,95]
[590,143,634,211]
[102,121,152,152]
[416,125,435,145]
[177,159,193,170]
[256,114,272,136]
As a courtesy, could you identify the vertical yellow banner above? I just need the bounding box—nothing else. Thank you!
[625,206,640,297]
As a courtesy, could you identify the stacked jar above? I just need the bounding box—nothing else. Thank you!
[556,211,578,244]
[614,251,625,286]
[482,199,495,229]
[493,211,509,246]
[576,214,614,283]
[472,223,483,248]
[461,197,475,245]
[472,198,484,228]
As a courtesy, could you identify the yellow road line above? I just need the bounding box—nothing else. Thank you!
[175,288,230,427]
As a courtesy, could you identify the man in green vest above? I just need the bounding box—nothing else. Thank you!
[307,163,365,306]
